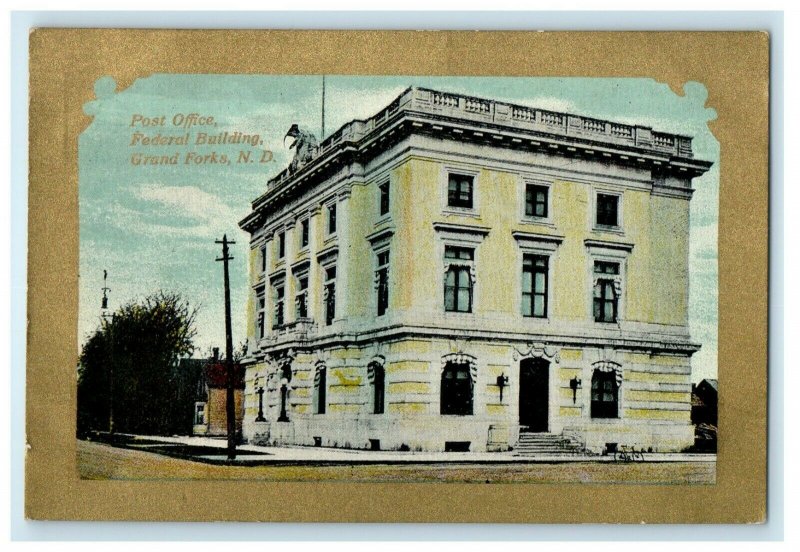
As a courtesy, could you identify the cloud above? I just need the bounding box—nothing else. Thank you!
[131,184,240,238]
[136,184,236,224]
[92,185,245,243]
[526,97,577,113]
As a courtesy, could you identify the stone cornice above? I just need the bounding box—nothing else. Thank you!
[432,221,491,238]
[252,322,702,360]
[651,183,695,200]
[290,258,311,274]
[584,239,635,252]
[365,226,395,246]
[268,268,286,283]
[239,87,713,234]
[512,230,565,246]
[315,243,339,263]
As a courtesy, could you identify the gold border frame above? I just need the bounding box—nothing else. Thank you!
[26,29,768,523]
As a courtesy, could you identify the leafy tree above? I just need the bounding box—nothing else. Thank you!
[77,291,199,436]
[76,330,111,435]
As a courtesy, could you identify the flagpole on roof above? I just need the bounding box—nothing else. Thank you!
[321,74,326,141]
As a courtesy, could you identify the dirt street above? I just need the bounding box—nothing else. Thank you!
[77,440,715,484]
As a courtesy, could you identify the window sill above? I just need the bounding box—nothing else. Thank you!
[442,207,480,219]
[374,215,392,227]
[520,216,556,228]
[522,315,550,322]
[324,234,338,245]
[592,224,625,236]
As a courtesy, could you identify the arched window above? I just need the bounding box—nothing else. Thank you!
[371,364,385,414]
[441,363,474,415]
[313,365,326,415]
[591,369,619,418]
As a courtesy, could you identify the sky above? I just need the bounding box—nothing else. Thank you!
[79,75,718,381]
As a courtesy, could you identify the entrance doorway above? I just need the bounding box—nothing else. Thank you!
[519,358,549,432]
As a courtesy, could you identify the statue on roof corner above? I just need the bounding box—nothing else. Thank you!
[284,124,319,174]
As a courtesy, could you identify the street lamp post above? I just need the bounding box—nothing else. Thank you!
[278,378,289,422]
[255,384,266,422]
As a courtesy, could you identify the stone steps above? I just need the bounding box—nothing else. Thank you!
[514,432,585,456]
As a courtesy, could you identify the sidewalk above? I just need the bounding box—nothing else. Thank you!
[116,434,717,465]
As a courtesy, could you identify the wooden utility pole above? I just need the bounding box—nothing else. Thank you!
[215,234,237,460]
[101,270,114,434]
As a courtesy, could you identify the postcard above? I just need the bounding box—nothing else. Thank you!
[25,29,768,523]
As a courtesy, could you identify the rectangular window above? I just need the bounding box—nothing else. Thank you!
[596,193,619,227]
[376,250,390,316]
[277,231,286,259]
[525,184,548,218]
[324,266,336,325]
[273,284,285,328]
[379,181,390,216]
[260,245,267,273]
[327,203,337,235]
[593,261,619,323]
[522,254,548,318]
[447,173,474,209]
[256,289,266,339]
[295,275,308,319]
[300,219,309,248]
[444,246,474,313]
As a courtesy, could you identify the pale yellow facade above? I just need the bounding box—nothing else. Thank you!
[238,87,711,453]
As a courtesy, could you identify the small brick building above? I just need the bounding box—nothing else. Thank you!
[192,350,246,437]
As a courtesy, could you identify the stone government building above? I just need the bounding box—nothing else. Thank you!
[238,87,712,453]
